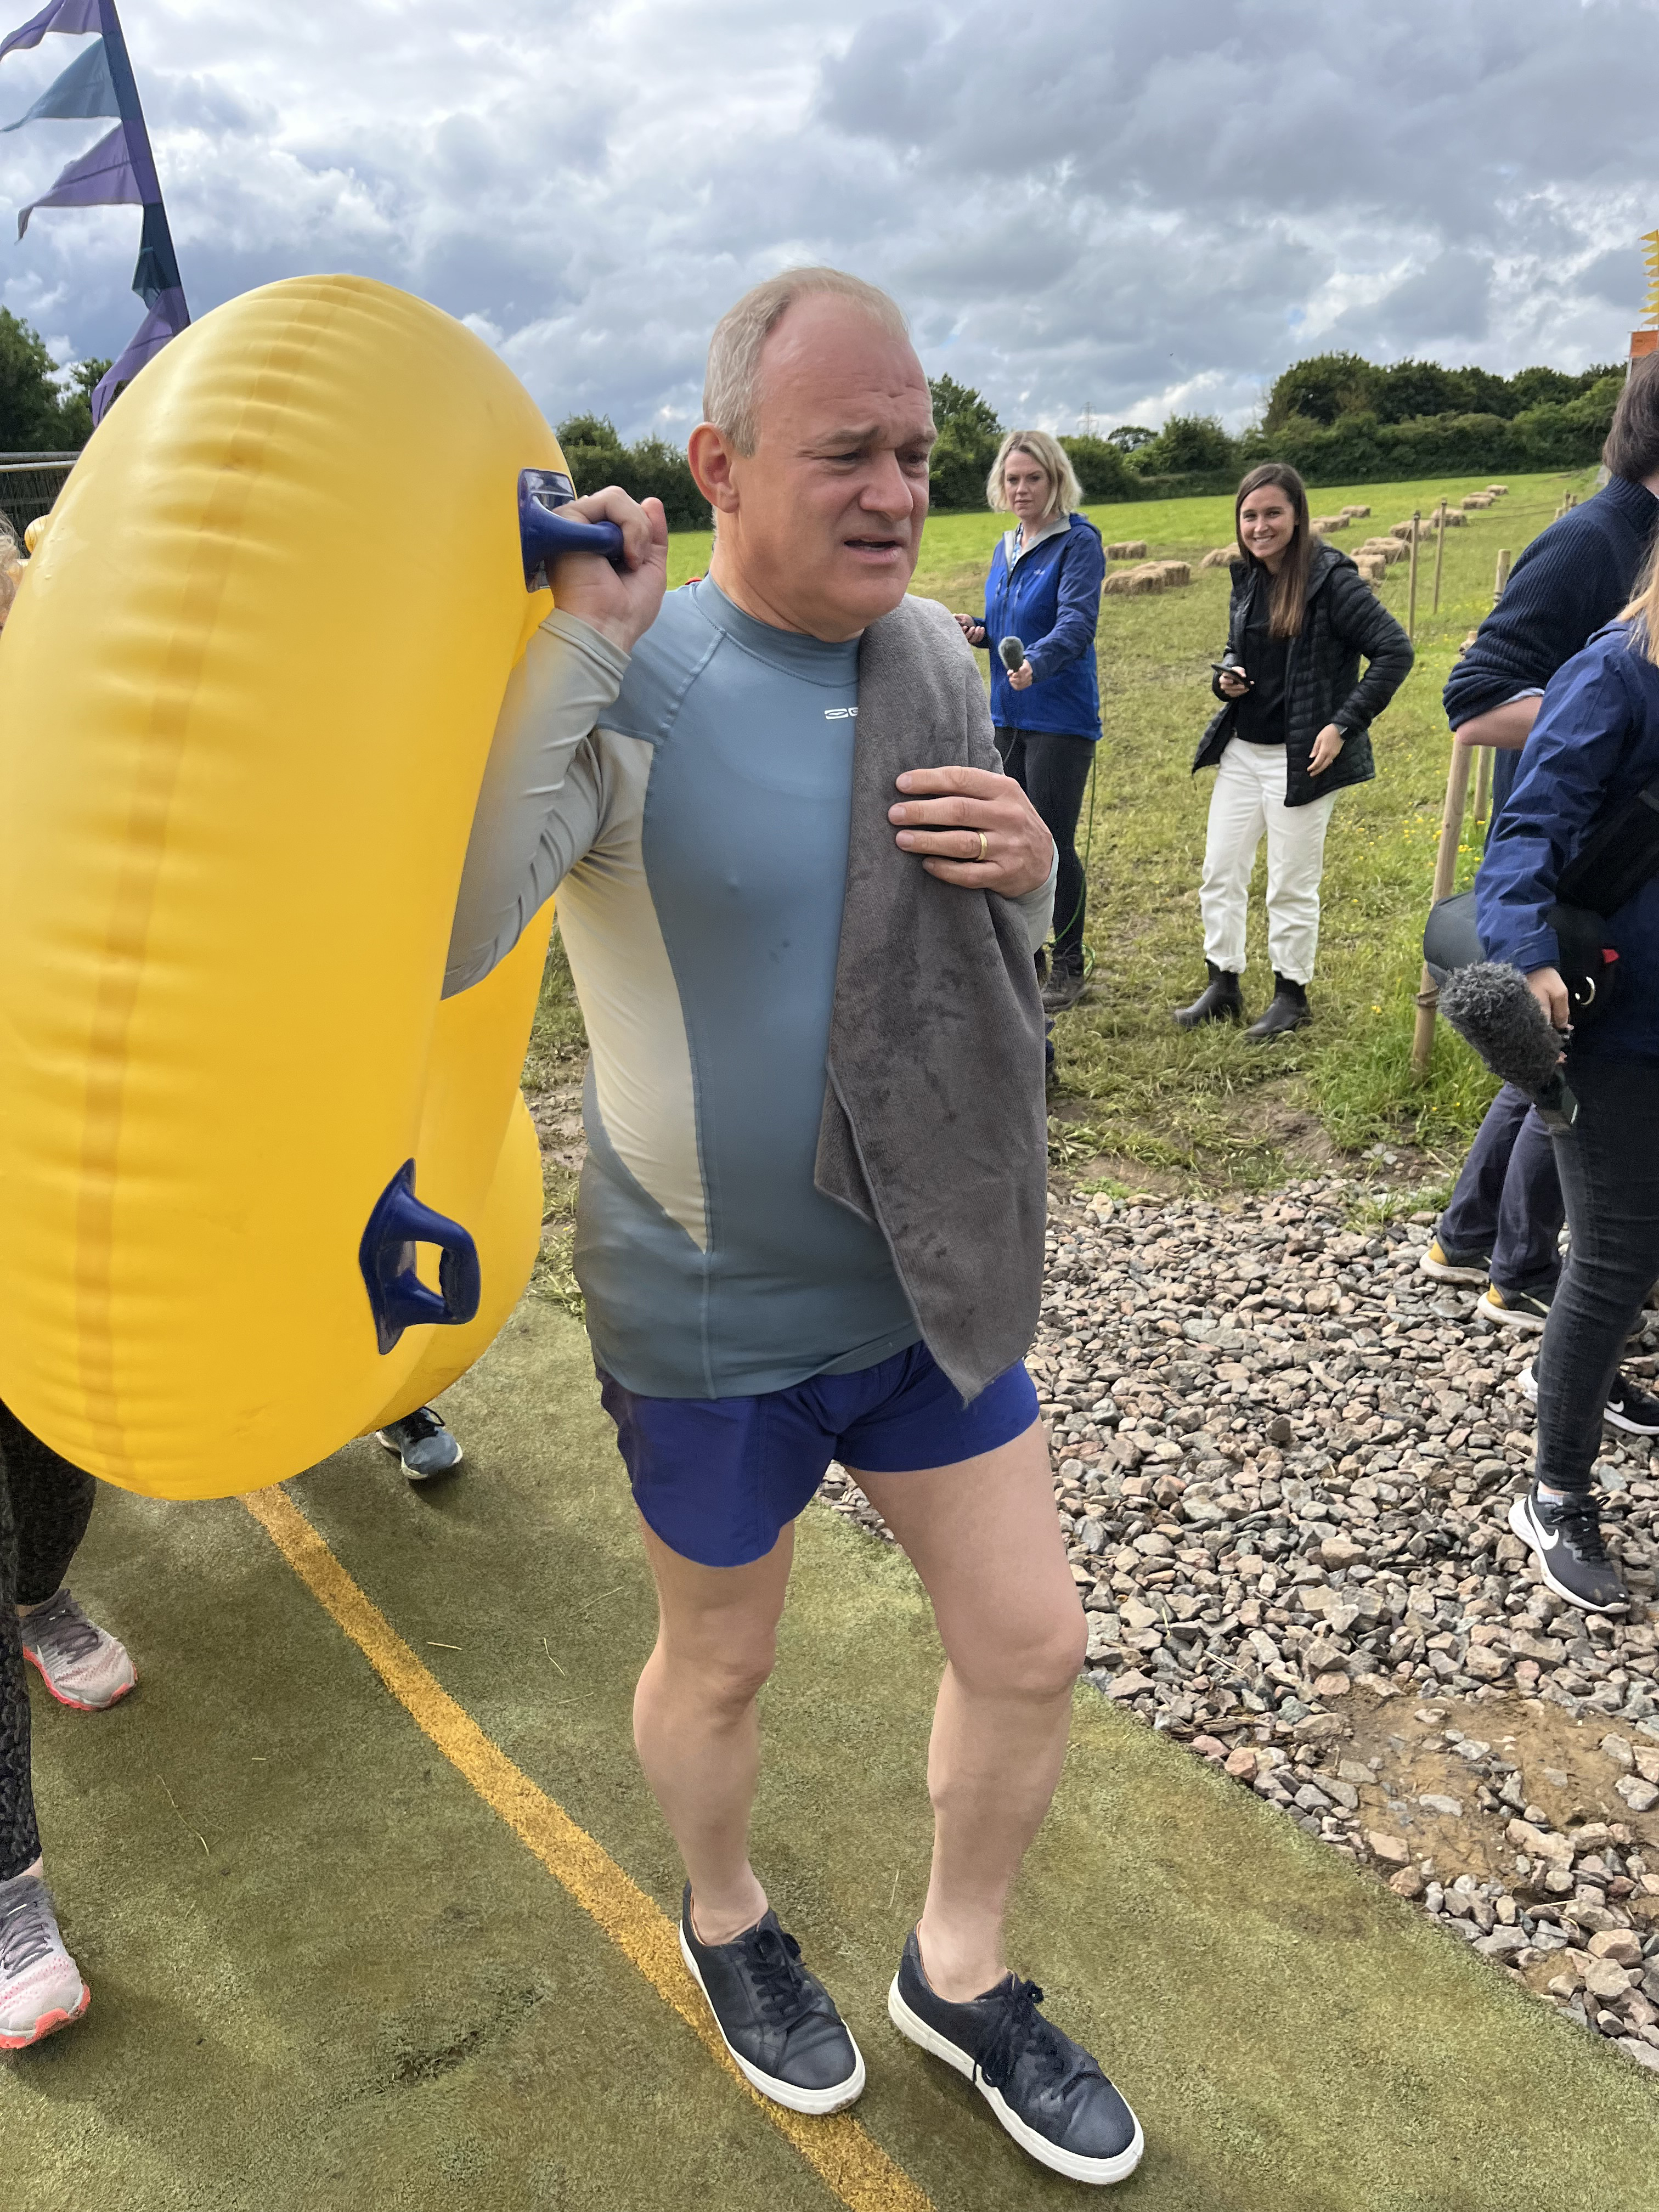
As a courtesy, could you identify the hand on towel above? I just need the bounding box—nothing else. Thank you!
[889,764,1055,896]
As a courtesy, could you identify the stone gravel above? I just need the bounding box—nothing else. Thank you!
[819,1172,1659,2074]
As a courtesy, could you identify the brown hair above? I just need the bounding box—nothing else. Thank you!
[1604,355,1659,484]
[1234,462,1313,638]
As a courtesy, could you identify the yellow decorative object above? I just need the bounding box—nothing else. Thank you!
[0,275,562,1499]
[1643,229,1659,328]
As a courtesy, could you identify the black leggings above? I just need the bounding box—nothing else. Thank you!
[0,1403,96,1881]
[994,726,1095,962]
[1535,1058,1659,1494]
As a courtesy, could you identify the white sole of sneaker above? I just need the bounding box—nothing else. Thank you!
[1604,1404,1659,1436]
[1477,1300,1547,1334]
[1418,1256,1489,1286]
[679,1927,866,2115]
[21,1648,137,1713]
[0,1978,89,2050]
[886,1974,1144,2186]
[1506,1496,1627,1615]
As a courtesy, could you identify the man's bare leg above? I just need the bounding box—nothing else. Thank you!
[855,1418,1084,2002]
[632,1515,795,1943]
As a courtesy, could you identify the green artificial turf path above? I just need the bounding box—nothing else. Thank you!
[7,1299,1657,2210]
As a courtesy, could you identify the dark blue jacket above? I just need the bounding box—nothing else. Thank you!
[1444,475,1657,818]
[972,514,1104,737]
[1477,620,1659,1062]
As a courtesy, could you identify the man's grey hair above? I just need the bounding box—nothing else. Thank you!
[702,268,913,455]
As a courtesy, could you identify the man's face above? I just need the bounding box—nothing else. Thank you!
[700,295,935,640]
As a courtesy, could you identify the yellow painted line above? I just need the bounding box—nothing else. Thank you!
[242,1484,933,2212]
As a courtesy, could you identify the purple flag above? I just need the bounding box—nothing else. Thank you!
[0,0,97,63]
[91,280,184,421]
[16,117,136,235]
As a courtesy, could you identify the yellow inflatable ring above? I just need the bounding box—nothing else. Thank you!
[0,274,580,1499]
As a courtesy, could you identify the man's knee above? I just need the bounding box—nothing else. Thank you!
[659,1624,778,1715]
[955,1600,1087,1702]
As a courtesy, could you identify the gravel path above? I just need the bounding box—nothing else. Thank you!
[820,1173,1659,2075]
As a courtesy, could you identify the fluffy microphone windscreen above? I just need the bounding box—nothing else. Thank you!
[1438,962,1566,1095]
[998,635,1025,670]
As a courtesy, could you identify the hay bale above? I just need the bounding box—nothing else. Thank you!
[1200,544,1239,568]
[1460,493,1493,510]
[1309,514,1348,532]
[1105,539,1148,560]
[1103,567,1160,596]
[1352,554,1386,583]
[1341,504,1371,518]
[1389,520,1420,540]
[1437,508,1466,527]
[1130,563,1167,590]
[1488,483,1509,495]
[1156,560,1192,587]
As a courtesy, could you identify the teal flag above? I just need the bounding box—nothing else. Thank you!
[2,32,114,128]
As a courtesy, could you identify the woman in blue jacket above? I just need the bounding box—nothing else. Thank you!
[958,431,1104,1012]
[1477,573,1659,1616]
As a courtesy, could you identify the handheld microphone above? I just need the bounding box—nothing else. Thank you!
[1437,962,1578,1131]
[998,635,1025,671]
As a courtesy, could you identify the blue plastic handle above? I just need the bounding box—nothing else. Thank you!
[358,1160,482,1356]
[520,467,626,588]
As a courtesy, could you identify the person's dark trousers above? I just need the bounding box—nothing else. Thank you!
[1535,1059,1659,1493]
[1437,1082,1566,1293]
[993,726,1094,962]
[0,1401,97,1881]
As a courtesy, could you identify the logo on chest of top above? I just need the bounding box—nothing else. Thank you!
[823,706,858,720]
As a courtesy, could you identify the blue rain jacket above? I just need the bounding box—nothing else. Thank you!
[972,513,1104,737]
[1478,619,1659,1062]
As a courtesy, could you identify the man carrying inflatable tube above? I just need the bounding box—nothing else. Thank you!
[448,267,1143,2186]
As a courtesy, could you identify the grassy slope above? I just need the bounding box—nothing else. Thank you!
[539,469,1598,1194]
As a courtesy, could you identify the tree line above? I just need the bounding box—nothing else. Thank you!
[0,308,106,450]
[925,352,1626,511]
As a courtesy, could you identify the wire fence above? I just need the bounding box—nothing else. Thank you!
[0,451,78,539]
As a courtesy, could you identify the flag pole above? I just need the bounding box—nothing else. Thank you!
[97,0,182,311]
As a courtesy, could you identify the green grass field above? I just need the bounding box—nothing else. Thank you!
[557,467,1596,1197]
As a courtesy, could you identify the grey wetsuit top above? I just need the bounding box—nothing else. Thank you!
[446,578,1056,1401]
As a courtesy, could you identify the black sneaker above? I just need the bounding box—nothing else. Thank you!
[1508,1487,1629,1614]
[679,1887,865,2114]
[888,1928,1143,2185]
[1419,1234,1492,1286]
[1041,952,1087,1014]
[1517,1362,1659,1436]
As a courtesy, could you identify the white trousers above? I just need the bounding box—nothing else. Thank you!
[1199,739,1337,986]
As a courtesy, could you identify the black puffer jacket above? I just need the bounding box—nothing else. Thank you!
[1193,543,1414,808]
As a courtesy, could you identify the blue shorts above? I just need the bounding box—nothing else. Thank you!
[597,1341,1040,1568]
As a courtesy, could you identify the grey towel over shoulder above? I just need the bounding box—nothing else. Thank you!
[814,593,1049,1402]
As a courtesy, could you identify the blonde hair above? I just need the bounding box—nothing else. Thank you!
[702,267,911,456]
[987,430,1080,522]
[0,518,24,630]
[1623,540,1659,663]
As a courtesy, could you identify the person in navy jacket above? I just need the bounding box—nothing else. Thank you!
[958,431,1104,1011]
[1477,579,1659,1616]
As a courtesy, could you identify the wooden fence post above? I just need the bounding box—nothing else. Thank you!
[1469,549,1512,829]
[1411,737,1474,1078]
[1432,498,1448,612]
[1406,510,1421,641]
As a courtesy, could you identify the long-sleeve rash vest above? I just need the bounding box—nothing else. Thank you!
[445,577,1057,1401]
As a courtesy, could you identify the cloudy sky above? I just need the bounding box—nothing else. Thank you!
[0,0,1650,439]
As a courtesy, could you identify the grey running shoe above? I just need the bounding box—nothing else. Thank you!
[0,1874,89,2050]
[375,1406,464,1483]
[1508,1487,1629,1615]
[20,1588,136,1712]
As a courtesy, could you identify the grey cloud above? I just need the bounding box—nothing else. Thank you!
[0,0,1645,435]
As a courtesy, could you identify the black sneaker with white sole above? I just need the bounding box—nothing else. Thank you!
[1419,1234,1492,1286]
[1517,1362,1659,1436]
[679,1887,865,2114]
[888,1927,1143,2186]
[1508,1487,1629,1613]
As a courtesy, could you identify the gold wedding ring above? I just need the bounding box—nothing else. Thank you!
[977,831,989,862]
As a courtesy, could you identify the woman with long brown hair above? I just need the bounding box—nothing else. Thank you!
[1173,461,1412,1039]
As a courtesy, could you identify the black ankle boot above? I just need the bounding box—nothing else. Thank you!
[1172,961,1244,1029]
[1245,973,1311,1042]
